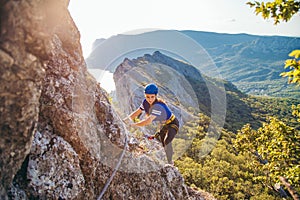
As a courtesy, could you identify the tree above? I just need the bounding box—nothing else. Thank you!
[176,129,278,200]
[234,118,300,199]
[281,50,300,85]
[247,0,300,24]
[247,0,300,85]
[291,104,300,122]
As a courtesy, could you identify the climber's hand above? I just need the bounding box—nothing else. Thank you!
[146,132,160,140]
[147,135,155,140]
[129,122,138,128]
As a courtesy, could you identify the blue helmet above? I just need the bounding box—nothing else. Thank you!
[144,83,158,94]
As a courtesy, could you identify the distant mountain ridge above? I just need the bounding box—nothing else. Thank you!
[86,30,300,98]
[181,31,300,98]
[182,30,298,50]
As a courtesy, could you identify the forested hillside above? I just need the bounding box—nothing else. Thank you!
[175,114,299,200]
[182,31,300,98]
[112,51,300,199]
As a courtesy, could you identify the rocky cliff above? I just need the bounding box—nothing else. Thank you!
[0,0,214,199]
[113,51,202,126]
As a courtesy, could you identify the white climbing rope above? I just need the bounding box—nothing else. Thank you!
[97,132,128,200]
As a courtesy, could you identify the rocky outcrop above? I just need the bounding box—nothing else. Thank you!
[113,52,201,126]
[0,0,213,199]
[0,0,54,197]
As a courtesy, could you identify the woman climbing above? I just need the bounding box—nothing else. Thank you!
[123,83,179,165]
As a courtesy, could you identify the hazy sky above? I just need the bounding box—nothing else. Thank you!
[68,0,300,58]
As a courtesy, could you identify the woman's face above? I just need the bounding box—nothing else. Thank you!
[145,94,156,105]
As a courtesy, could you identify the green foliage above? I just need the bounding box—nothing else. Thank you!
[234,117,300,193]
[247,0,300,24]
[292,104,300,122]
[175,127,278,199]
[245,96,300,129]
[281,50,300,85]
[175,108,300,199]
[172,138,192,160]
[224,92,299,131]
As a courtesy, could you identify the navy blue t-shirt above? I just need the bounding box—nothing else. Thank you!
[139,99,172,122]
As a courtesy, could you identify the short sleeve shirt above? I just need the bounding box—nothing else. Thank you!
[139,99,172,122]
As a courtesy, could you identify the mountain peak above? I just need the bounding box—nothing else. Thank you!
[129,51,168,63]
[153,50,163,57]
[116,51,201,83]
[144,51,183,64]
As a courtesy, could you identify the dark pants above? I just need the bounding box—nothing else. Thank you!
[158,118,179,164]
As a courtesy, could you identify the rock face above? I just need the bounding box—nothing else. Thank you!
[0,0,213,199]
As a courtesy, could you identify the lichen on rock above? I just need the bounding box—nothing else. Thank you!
[27,127,85,199]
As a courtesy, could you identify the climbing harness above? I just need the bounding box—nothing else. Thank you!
[164,113,175,125]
